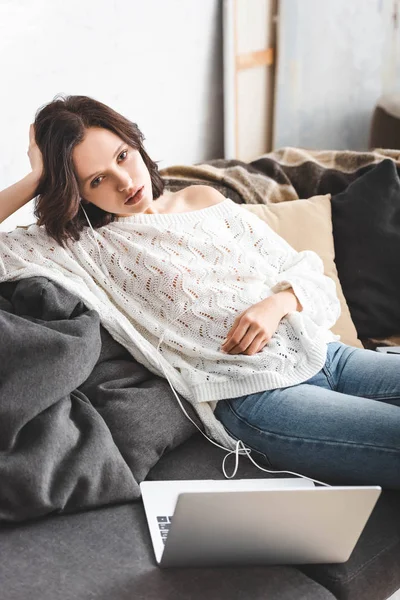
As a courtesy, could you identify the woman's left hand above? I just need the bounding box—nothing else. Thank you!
[220,292,298,356]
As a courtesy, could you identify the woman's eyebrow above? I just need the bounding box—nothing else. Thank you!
[83,142,125,185]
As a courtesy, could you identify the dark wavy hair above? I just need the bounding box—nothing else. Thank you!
[33,94,165,246]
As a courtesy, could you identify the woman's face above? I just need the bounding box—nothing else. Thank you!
[73,127,153,216]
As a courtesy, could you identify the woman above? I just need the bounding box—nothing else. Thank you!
[1,94,399,488]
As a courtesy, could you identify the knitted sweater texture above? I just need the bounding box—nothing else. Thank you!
[0,198,341,448]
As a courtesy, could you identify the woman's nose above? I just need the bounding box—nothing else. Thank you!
[117,171,133,192]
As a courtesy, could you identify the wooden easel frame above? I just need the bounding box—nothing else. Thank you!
[223,0,276,160]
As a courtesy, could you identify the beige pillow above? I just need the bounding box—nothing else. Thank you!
[242,195,363,348]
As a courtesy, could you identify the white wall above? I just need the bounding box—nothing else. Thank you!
[273,0,400,151]
[0,0,223,231]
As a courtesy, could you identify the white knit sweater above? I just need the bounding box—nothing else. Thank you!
[0,198,341,448]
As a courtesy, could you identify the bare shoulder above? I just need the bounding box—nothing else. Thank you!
[182,185,227,209]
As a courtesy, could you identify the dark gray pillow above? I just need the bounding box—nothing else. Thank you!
[331,159,400,338]
[0,277,139,522]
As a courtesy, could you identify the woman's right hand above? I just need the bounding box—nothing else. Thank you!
[0,126,44,223]
[27,123,43,179]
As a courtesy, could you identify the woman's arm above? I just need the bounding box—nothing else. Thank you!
[270,248,341,329]
[0,172,41,224]
[276,288,302,314]
[0,124,43,224]
[243,209,341,329]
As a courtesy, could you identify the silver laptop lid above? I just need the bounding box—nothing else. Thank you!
[160,486,381,567]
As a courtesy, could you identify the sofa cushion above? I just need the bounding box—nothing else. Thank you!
[0,502,336,600]
[331,159,400,338]
[242,195,362,348]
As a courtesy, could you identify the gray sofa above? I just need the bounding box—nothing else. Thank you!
[1,272,400,600]
[2,432,400,600]
[2,150,400,598]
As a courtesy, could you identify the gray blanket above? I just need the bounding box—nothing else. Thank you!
[0,277,197,522]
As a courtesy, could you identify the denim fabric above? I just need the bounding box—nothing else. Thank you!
[214,342,400,489]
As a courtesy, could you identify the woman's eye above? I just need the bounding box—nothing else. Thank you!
[90,150,127,188]
[91,176,102,188]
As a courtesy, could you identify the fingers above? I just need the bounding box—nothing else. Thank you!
[240,331,267,355]
[248,332,268,355]
[221,322,250,353]
[221,327,266,355]
[255,338,268,354]
[221,315,252,352]
[27,123,44,176]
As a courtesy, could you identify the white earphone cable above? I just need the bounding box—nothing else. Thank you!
[80,202,109,276]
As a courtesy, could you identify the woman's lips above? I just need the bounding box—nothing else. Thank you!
[125,186,144,205]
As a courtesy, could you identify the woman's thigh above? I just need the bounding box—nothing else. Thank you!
[324,342,400,405]
[214,369,400,488]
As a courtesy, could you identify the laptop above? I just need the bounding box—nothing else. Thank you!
[140,478,381,568]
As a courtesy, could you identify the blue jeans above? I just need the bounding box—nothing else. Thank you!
[214,342,400,489]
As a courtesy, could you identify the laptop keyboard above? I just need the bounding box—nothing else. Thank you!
[157,516,173,544]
